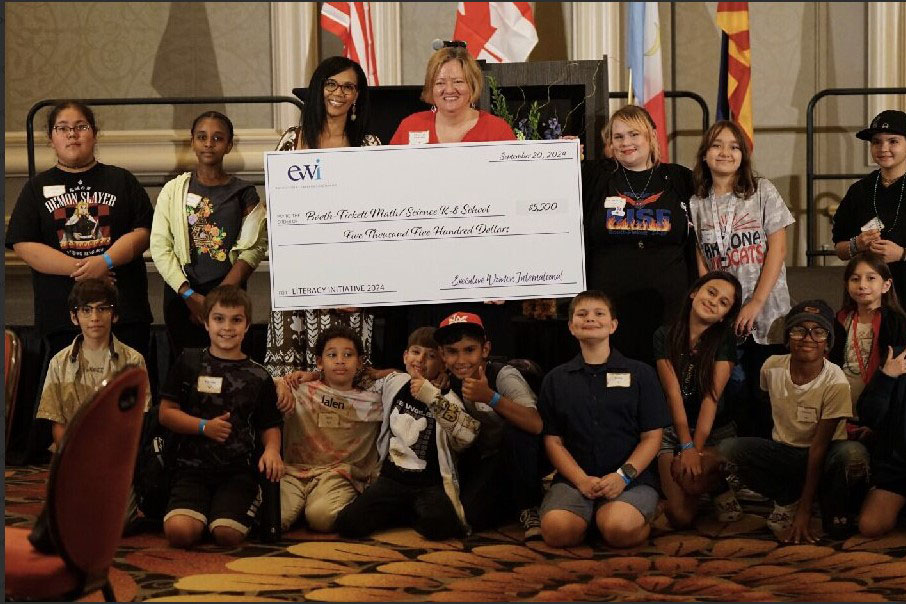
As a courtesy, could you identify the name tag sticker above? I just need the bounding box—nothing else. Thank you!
[604,196,625,209]
[318,412,340,428]
[700,229,718,244]
[409,131,430,145]
[186,193,203,208]
[197,375,223,394]
[607,373,631,388]
[43,185,66,198]
[796,406,818,423]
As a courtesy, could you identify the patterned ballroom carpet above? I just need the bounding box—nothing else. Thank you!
[6,465,906,602]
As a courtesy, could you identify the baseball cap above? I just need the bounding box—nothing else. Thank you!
[856,110,906,141]
[784,299,835,347]
[434,311,486,342]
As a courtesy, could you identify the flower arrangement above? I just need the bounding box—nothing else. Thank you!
[487,75,563,142]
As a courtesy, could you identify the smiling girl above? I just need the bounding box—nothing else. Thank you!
[654,271,743,528]
[689,120,795,439]
[151,111,266,358]
[582,106,698,367]
[830,252,906,416]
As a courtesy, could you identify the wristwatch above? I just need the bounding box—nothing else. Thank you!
[619,463,638,482]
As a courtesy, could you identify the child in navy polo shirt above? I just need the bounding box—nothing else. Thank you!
[538,290,671,548]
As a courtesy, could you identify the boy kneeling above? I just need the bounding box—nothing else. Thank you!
[538,291,669,548]
[719,300,870,542]
[160,285,283,548]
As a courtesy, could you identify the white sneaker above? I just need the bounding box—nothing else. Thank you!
[520,507,542,541]
[766,500,798,536]
[713,490,743,522]
[726,472,769,502]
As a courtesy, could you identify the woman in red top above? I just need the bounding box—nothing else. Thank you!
[390,45,515,145]
[390,43,517,353]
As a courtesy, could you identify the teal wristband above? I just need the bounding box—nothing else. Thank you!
[181,288,195,300]
[681,441,695,451]
[198,419,207,434]
[489,392,502,409]
[102,252,114,269]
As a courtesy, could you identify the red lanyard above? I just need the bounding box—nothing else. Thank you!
[850,311,880,384]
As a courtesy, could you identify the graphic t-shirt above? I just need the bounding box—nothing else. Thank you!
[689,179,795,344]
[283,380,384,487]
[380,387,442,486]
[160,349,282,470]
[582,160,697,364]
[652,325,738,428]
[5,164,153,335]
[184,174,259,285]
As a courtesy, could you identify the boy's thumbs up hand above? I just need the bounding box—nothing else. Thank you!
[409,367,426,398]
[462,363,494,404]
[204,412,232,443]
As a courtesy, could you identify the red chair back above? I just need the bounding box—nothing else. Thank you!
[46,366,146,586]
[5,329,22,448]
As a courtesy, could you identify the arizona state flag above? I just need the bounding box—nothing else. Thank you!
[716,2,753,150]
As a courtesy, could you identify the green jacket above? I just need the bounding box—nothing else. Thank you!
[150,172,268,293]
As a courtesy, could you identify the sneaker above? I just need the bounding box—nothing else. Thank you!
[766,500,798,536]
[520,507,542,541]
[824,514,857,540]
[726,472,769,502]
[713,490,743,523]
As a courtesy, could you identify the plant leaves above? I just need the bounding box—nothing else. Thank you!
[471,544,546,563]
[763,544,834,563]
[335,573,441,589]
[653,534,713,556]
[371,528,462,551]
[417,551,504,570]
[303,587,416,602]
[711,538,778,558]
[173,573,318,593]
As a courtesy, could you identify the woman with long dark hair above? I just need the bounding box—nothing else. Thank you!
[265,57,379,376]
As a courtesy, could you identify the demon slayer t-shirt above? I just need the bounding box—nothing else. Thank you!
[5,164,153,335]
[689,179,794,344]
[582,160,697,365]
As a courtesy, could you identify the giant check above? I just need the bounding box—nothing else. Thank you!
[264,139,585,310]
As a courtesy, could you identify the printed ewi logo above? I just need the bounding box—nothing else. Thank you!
[287,158,322,182]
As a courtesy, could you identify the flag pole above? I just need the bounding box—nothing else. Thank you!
[627,68,634,106]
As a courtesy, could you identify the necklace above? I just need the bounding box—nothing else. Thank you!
[881,172,904,186]
[872,172,906,235]
[56,157,97,171]
[620,164,656,201]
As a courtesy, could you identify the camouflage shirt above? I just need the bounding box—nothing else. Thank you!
[160,349,282,470]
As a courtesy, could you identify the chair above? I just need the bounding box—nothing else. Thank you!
[5,366,148,601]
[5,329,22,452]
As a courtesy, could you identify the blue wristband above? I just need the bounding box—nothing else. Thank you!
[618,470,631,485]
[199,419,207,434]
[102,252,114,269]
[680,441,695,451]
[181,287,196,300]
[489,392,502,409]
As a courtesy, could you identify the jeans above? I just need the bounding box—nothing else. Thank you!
[458,423,545,531]
[719,437,870,517]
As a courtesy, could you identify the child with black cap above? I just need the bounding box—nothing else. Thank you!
[833,109,906,303]
[718,300,870,543]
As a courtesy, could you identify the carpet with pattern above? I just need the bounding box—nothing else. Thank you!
[5,465,906,602]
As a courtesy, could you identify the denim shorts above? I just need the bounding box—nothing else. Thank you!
[658,422,737,456]
[540,480,660,524]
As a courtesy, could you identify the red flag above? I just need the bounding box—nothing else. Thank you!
[321,2,379,85]
[454,2,538,63]
[716,2,753,149]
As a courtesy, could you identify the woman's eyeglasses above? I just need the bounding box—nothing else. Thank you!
[52,123,92,135]
[324,79,358,95]
[74,304,115,317]
[787,326,830,342]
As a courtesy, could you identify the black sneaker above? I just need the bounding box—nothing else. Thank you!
[520,507,542,541]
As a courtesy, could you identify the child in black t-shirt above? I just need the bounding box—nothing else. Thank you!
[335,327,480,540]
[159,285,283,548]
